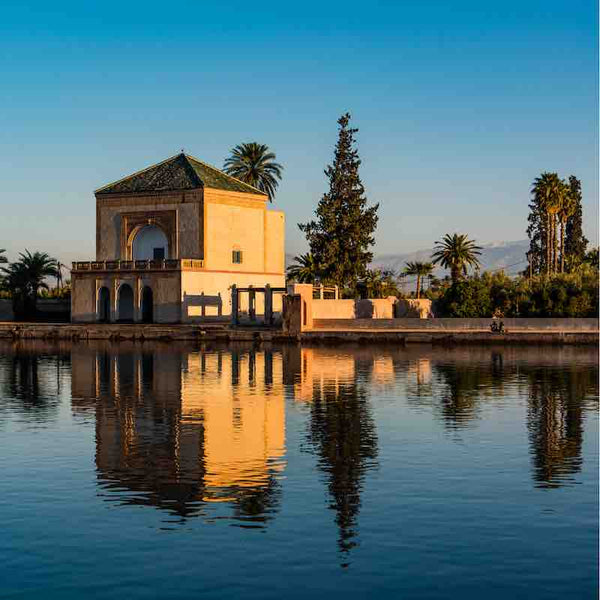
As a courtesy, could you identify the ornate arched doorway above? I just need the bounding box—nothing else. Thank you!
[117,284,134,322]
[141,286,153,323]
[132,225,169,260]
[97,287,110,322]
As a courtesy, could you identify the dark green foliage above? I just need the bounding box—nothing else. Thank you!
[527,172,588,274]
[583,247,599,270]
[287,253,321,283]
[1,250,59,319]
[433,270,598,318]
[223,142,283,201]
[299,113,378,294]
[434,276,492,317]
[564,176,588,271]
[359,268,399,299]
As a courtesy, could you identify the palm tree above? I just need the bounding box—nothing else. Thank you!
[532,173,564,274]
[1,250,58,319]
[432,234,482,283]
[402,261,434,298]
[362,268,398,299]
[223,142,283,201]
[0,249,7,265]
[287,253,320,283]
[557,186,576,273]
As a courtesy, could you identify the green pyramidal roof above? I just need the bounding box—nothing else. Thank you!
[95,152,267,197]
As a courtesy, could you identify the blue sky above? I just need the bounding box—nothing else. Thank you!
[0,0,597,262]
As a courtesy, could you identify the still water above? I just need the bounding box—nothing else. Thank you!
[0,342,597,599]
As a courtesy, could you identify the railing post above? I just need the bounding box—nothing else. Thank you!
[249,286,256,321]
[265,284,273,326]
[231,285,238,326]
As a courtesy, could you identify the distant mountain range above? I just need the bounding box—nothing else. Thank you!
[286,239,530,282]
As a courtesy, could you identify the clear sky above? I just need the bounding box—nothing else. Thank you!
[0,0,597,263]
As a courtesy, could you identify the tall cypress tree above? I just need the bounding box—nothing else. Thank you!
[299,113,378,293]
[564,175,588,270]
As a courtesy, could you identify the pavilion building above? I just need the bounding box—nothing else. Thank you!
[71,152,285,323]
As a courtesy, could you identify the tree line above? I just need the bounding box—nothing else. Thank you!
[0,250,67,319]
[283,113,597,317]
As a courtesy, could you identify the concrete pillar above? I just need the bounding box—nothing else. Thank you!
[287,283,313,330]
[231,285,238,325]
[265,284,273,326]
[249,286,256,321]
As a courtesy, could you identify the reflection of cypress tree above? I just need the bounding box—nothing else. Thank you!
[306,381,378,561]
[526,366,596,488]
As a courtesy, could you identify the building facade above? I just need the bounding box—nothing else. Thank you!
[71,153,285,323]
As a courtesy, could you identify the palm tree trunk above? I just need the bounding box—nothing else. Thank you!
[546,212,551,274]
[560,218,565,273]
[416,274,421,299]
[552,216,558,273]
[451,265,460,283]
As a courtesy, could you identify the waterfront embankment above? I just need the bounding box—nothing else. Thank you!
[0,319,597,345]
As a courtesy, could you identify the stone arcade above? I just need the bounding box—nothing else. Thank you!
[71,153,285,323]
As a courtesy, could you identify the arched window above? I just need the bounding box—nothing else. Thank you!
[132,225,169,260]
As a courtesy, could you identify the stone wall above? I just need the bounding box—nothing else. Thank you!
[311,317,600,331]
[0,298,70,322]
[312,297,397,319]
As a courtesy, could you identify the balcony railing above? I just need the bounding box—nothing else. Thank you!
[72,259,204,272]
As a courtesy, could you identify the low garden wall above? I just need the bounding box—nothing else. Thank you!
[311,317,599,331]
[0,298,71,322]
[312,298,396,319]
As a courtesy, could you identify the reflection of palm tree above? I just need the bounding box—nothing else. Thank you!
[305,380,378,562]
[526,367,594,488]
[434,365,485,428]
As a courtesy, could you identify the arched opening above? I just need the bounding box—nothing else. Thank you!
[97,287,110,322]
[141,286,153,323]
[132,225,169,260]
[117,284,134,322]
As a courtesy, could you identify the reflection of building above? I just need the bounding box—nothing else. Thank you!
[181,350,285,506]
[71,152,285,323]
[71,345,286,522]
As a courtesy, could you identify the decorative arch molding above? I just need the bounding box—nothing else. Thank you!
[120,210,177,260]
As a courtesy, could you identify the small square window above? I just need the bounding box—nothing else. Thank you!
[153,247,165,260]
[232,250,243,264]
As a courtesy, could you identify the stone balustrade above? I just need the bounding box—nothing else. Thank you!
[72,258,204,272]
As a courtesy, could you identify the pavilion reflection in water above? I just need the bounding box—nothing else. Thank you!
[71,345,286,523]
[63,343,599,549]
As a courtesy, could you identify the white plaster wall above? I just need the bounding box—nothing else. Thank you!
[181,271,285,321]
[132,226,169,260]
[312,298,396,319]
[204,202,265,272]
